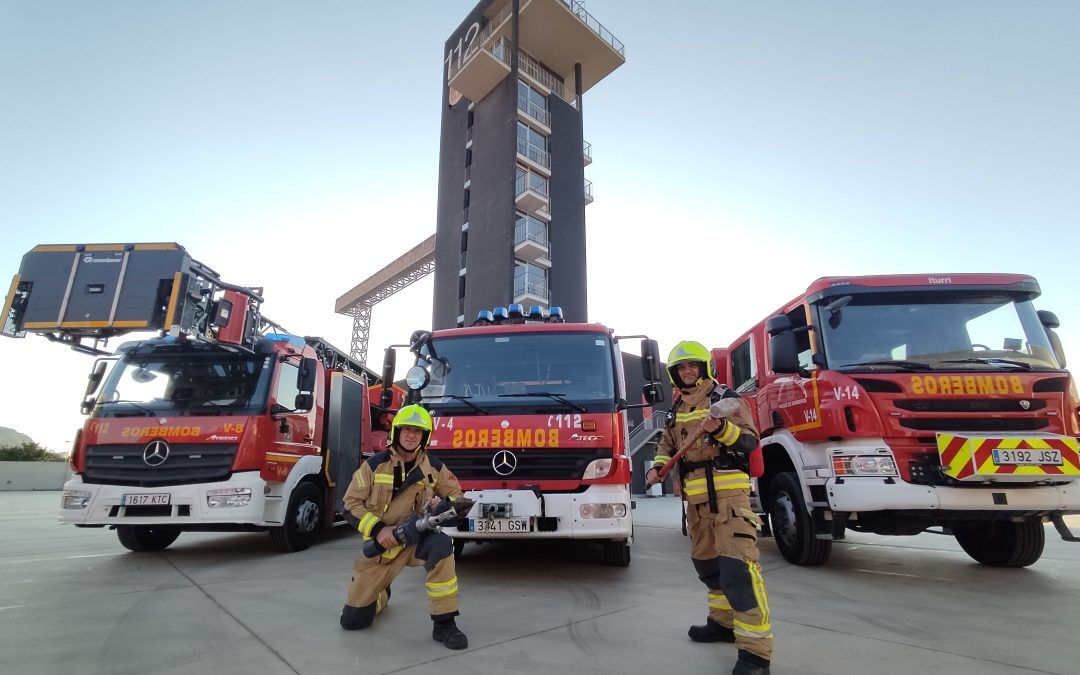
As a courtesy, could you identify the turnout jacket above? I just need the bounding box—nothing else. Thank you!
[652,380,759,507]
[344,447,463,556]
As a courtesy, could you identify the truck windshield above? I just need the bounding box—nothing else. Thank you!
[818,291,1060,371]
[96,351,274,416]
[420,332,616,412]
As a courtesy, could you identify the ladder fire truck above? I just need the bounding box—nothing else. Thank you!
[712,273,1080,567]
[382,304,665,566]
[2,243,388,552]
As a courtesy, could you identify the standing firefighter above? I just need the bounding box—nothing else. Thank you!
[339,404,470,650]
[646,341,773,675]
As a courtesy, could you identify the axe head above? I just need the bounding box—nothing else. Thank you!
[709,398,741,420]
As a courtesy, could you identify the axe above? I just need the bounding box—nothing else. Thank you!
[656,398,741,480]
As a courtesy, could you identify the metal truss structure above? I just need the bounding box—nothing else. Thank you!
[335,235,436,367]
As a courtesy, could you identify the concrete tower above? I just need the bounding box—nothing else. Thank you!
[432,0,625,328]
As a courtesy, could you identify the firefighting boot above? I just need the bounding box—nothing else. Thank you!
[688,618,735,643]
[432,615,468,650]
[732,650,771,675]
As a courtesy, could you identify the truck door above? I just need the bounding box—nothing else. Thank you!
[272,359,317,450]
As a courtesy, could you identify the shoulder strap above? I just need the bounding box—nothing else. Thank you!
[365,450,390,471]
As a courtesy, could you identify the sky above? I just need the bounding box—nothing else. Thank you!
[1,1,1078,452]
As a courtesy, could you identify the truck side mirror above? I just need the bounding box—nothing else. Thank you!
[297,357,317,394]
[84,360,108,399]
[640,339,662,382]
[765,314,792,336]
[769,330,801,374]
[381,347,396,409]
[642,382,665,405]
[293,393,314,411]
[1038,310,1066,368]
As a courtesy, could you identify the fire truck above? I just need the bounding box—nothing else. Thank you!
[711,273,1080,567]
[2,243,388,552]
[384,304,664,566]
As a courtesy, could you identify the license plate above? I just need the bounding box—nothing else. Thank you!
[992,449,1062,466]
[121,494,171,506]
[469,518,531,533]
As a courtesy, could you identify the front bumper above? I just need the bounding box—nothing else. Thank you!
[59,472,269,527]
[451,484,632,541]
[826,476,1079,514]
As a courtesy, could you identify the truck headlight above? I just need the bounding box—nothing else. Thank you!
[206,488,252,508]
[833,455,898,476]
[580,503,627,519]
[61,490,91,509]
[582,458,612,480]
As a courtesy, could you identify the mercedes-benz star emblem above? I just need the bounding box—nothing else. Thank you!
[143,440,170,466]
[492,450,518,476]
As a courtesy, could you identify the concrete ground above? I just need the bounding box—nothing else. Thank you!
[2,492,1078,675]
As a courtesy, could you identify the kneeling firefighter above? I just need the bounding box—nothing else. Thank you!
[340,404,470,650]
[646,341,773,675]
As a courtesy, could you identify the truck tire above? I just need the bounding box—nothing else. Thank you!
[602,539,631,567]
[453,538,466,560]
[270,482,323,553]
[768,471,831,566]
[116,525,180,552]
[953,520,1045,567]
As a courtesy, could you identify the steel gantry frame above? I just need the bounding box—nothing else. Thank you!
[335,235,436,367]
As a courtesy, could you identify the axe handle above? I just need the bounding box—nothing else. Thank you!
[657,427,707,480]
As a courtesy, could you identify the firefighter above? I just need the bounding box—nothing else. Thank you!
[339,404,469,650]
[646,341,773,675]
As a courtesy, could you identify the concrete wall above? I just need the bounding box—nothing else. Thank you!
[0,462,72,491]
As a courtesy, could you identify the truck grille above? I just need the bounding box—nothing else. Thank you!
[898,418,1048,432]
[83,443,238,487]
[894,399,1046,413]
[431,448,612,481]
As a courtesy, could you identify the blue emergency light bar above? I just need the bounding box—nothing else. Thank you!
[508,303,524,319]
[493,307,509,321]
[549,306,564,322]
[528,305,546,320]
[475,309,494,324]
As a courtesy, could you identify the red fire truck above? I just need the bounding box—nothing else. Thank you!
[2,243,387,552]
[385,304,664,566]
[711,273,1080,567]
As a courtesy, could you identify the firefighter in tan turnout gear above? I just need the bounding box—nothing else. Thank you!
[646,341,773,675]
[339,404,469,650]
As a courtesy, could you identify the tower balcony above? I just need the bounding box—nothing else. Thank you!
[447,0,625,105]
[583,140,592,166]
[514,224,551,266]
[513,280,549,307]
[584,179,594,205]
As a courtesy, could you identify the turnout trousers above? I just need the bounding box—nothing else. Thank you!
[345,532,459,619]
[687,489,773,662]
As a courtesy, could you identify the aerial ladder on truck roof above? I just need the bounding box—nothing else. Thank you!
[1,242,371,379]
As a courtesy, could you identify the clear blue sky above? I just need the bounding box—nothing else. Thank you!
[2,1,1078,451]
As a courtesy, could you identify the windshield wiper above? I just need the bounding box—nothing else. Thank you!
[436,394,489,414]
[102,399,158,416]
[939,358,1034,371]
[498,392,587,413]
[838,359,934,372]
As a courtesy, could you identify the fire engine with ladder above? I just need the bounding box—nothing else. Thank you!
[2,243,391,552]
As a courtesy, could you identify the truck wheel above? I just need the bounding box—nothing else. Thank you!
[270,482,323,553]
[953,520,1045,567]
[453,538,466,560]
[116,525,180,552]
[768,471,831,566]
[602,539,631,567]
